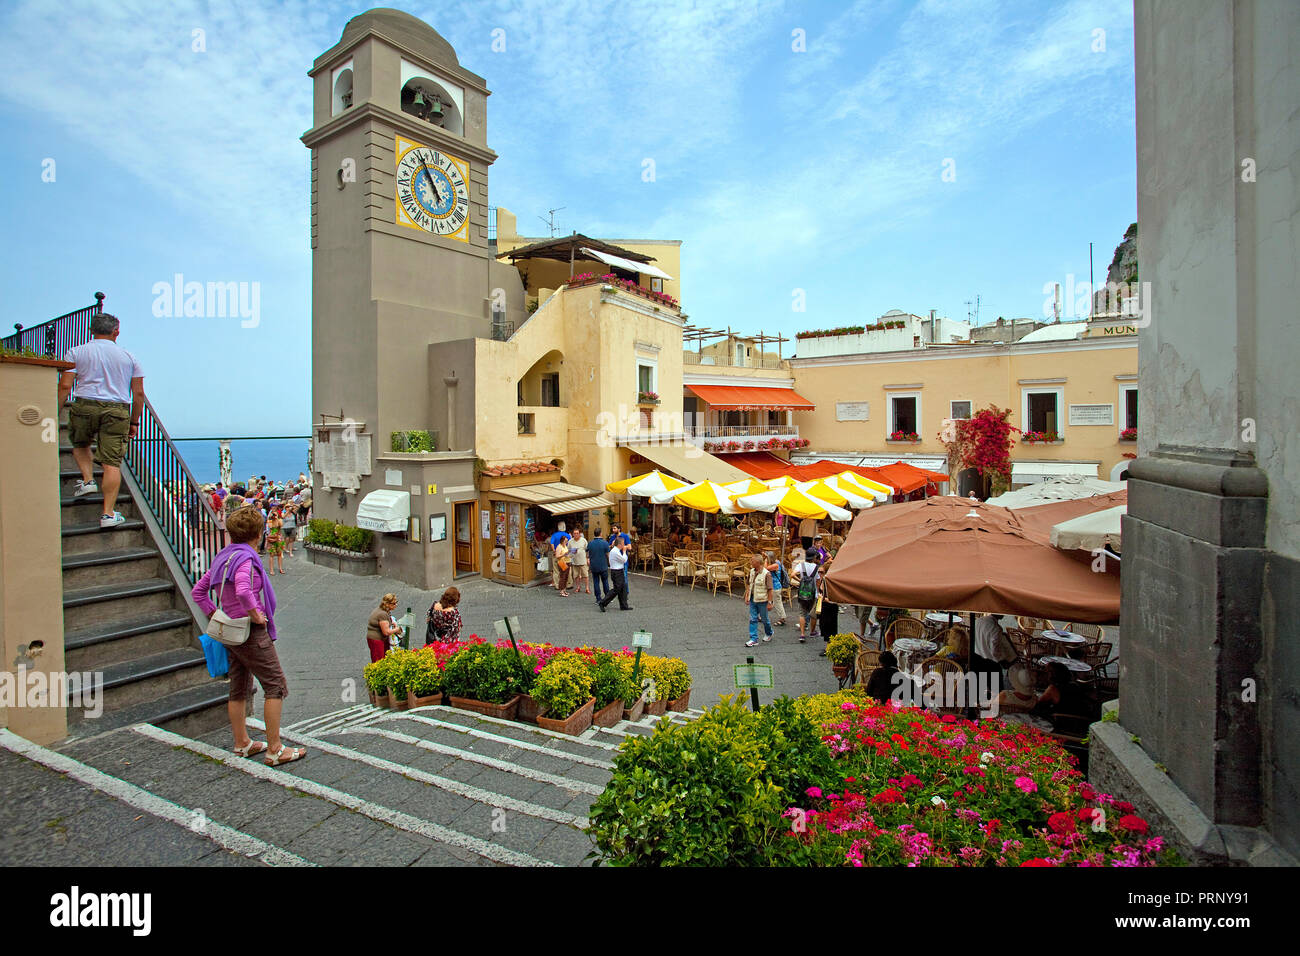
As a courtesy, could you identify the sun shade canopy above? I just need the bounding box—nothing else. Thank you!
[685,384,815,410]
[580,247,673,280]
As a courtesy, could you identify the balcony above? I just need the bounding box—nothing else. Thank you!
[685,424,805,454]
[683,351,786,370]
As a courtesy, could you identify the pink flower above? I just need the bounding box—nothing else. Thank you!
[1014,776,1037,794]
[805,786,823,799]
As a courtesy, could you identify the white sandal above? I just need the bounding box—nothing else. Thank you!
[265,745,307,766]
[233,740,268,757]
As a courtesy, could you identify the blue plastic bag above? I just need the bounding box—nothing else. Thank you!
[200,632,229,678]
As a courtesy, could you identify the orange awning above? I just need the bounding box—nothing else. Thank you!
[686,384,815,410]
[725,451,799,480]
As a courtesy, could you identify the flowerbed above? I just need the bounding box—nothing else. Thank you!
[567,272,679,309]
[587,690,1177,867]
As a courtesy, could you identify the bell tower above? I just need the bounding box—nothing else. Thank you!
[302,8,523,587]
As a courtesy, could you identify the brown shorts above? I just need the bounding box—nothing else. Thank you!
[226,623,288,701]
[68,399,131,467]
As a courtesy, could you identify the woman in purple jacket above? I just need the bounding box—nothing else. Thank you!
[192,505,306,766]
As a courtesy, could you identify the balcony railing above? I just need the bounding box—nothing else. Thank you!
[683,351,787,370]
[685,424,799,439]
[3,292,105,356]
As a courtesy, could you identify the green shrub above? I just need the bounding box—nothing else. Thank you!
[654,657,692,701]
[334,525,373,553]
[586,695,838,866]
[589,651,633,710]
[408,649,444,697]
[531,653,594,720]
[362,655,392,694]
[443,644,528,704]
[305,518,337,547]
[391,430,437,453]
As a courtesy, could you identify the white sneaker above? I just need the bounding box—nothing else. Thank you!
[74,479,98,497]
[100,512,125,529]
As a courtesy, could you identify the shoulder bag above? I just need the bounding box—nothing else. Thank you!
[205,559,252,647]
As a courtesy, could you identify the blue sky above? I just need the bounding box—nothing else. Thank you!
[0,0,1136,436]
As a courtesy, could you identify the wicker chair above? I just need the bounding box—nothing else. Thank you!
[1070,623,1103,642]
[1017,616,1050,633]
[636,543,655,572]
[707,561,734,597]
[855,649,881,682]
[657,553,676,587]
[1080,641,1115,676]
[1006,627,1033,658]
[1026,637,1054,659]
[920,657,967,714]
[884,616,926,648]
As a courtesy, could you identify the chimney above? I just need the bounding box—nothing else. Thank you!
[443,372,459,450]
[930,309,937,344]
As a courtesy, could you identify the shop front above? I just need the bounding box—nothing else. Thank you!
[480,475,617,587]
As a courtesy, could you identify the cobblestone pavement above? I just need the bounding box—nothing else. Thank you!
[268,550,844,723]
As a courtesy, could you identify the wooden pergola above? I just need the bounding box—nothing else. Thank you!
[497,233,655,278]
[683,325,789,362]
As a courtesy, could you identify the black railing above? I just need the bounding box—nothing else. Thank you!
[3,292,105,356]
[23,293,221,585]
[124,397,222,585]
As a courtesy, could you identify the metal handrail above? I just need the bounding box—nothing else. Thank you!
[3,293,104,355]
[25,294,221,584]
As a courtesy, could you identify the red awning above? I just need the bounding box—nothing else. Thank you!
[725,452,799,480]
[686,384,815,410]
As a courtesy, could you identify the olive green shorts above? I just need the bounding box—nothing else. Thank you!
[68,399,131,466]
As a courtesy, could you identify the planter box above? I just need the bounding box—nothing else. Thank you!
[304,543,378,576]
[449,694,522,721]
[537,697,595,736]
[388,689,409,710]
[516,693,542,724]
[831,664,850,680]
[369,688,388,708]
[666,688,692,713]
[406,690,444,709]
[644,698,668,717]
[622,697,645,722]
[593,698,624,728]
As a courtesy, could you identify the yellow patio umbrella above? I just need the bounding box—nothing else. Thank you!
[652,480,754,551]
[836,470,892,501]
[605,470,688,496]
[733,485,852,522]
[819,475,880,509]
[795,479,850,508]
[720,477,769,497]
[763,475,798,488]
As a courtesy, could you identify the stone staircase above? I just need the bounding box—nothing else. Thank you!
[58,423,229,739]
[0,704,704,866]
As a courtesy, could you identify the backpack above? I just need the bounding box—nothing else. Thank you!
[770,563,786,589]
[797,563,817,601]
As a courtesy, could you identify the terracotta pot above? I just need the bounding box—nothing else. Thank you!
[368,688,382,707]
[593,698,624,728]
[831,664,850,680]
[406,690,444,709]
[372,688,391,709]
[666,688,692,713]
[537,697,596,736]
[449,694,522,721]
[389,689,409,710]
[516,693,542,724]
[645,698,668,717]
[622,697,645,722]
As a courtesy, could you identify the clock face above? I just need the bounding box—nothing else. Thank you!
[395,140,470,240]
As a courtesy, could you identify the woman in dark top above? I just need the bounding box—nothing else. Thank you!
[865,651,900,704]
[1034,662,1089,719]
[425,587,463,643]
[817,555,839,655]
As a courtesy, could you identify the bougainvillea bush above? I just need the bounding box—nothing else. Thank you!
[588,691,1177,867]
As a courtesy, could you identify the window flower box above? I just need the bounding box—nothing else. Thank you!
[1119,428,1137,442]
[888,431,920,443]
[637,390,660,405]
[1020,431,1062,445]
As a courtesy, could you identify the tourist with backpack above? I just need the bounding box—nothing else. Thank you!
[743,554,774,647]
[764,550,787,627]
[792,554,821,643]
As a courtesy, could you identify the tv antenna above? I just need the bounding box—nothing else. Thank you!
[964,295,981,325]
[538,207,566,237]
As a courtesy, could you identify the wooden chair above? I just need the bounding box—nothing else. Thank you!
[705,550,728,565]
[857,665,879,690]
[731,556,753,590]
[1091,676,1119,703]
[636,543,655,572]
[884,617,926,648]
[920,657,967,714]
[656,553,675,588]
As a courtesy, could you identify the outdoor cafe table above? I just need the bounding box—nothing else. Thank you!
[925,612,960,626]
[1039,655,1093,674]
[1039,629,1088,656]
[892,637,938,675]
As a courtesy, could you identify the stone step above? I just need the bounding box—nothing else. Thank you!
[397,704,624,756]
[60,518,147,555]
[61,577,176,630]
[63,724,565,866]
[61,494,138,526]
[62,546,161,590]
[66,682,232,739]
[59,468,104,496]
[64,607,196,671]
[66,647,215,722]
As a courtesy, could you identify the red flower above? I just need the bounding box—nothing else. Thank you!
[1114,800,1135,813]
[1020,858,1055,867]
[872,788,905,805]
[1048,811,1076,834]
[1117,814,1149,835]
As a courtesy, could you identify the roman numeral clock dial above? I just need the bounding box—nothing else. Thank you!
[395,138,470,241]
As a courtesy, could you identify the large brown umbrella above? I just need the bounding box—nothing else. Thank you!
[1008,489,1128,539]
[823,497,1119,624]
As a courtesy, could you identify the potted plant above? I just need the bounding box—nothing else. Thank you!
[1119,427,1137,442]
[640,657,669,717]
[513,646,545,722]
[405,647,445,708]
[386,648,417,710]
[826,633,859,680]
[363,656,391,708]
[442,644,526,720]
[590,651,634,728]
[657,657,693,712]
[532,654,596,735]
[889,430,920,442]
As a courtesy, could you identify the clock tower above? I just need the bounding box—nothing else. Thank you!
[302,8,524,586]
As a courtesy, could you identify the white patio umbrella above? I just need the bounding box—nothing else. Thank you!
[985,476,1128,507]
[835,470,892,501]
[814,475,878,510]
[1050,504,1126,552]
[605,470,689,545]
[650,479,753,552]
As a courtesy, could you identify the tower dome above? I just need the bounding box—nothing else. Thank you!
[338,8,459,69]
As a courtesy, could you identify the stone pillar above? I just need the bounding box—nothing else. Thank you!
[443,373,459,451]
[1089,0,1300,866]
[218,439,232,487]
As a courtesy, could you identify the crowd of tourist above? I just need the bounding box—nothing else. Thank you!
[204,473,312,565]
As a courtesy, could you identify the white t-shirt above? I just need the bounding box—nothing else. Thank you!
[609,546,628,571]
[65,339,143,403]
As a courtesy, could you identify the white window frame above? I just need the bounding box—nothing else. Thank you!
[1118,383,1139,432]
[636,358,658,396]
[1020,386,1064,436]
[949,399,973,420]
[887,391,922,436]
